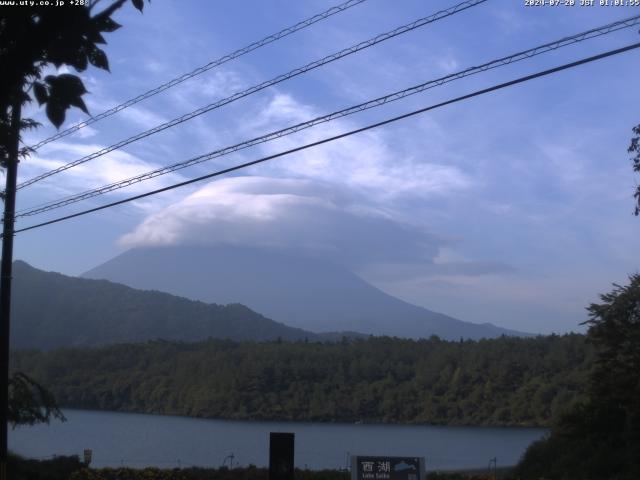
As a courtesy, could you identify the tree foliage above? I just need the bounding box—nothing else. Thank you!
[8,457,509,480]
[585,275,640,418]
[7,372,65,428]
[517,275,640,479]
[0,0,148,170]
[629,124,640,215]
[8,453,84,480]
[1,0,148,427]
[13,334,592,427]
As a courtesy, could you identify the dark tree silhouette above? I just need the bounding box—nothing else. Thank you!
[7,372,64,428]
[629,124,640,216]
[0,1,148,477]
[1,0,148,141]
[517,275,640,480]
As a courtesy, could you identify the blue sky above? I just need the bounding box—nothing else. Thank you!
[13,0,640,334]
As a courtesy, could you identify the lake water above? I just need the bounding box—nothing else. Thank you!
[9,409,547,471]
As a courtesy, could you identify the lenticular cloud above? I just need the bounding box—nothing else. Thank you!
[119,176,441,269]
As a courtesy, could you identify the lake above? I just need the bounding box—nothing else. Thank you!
[9,409,547,471]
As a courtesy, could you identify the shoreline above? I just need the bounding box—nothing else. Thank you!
[52,406,552,430]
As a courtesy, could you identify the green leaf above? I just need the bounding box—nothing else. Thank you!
[44,74,90,125]
[131,0,144,12]
[86,28,107,45]
[96,16,121,33]
[47,74,88,97]
[69,48,89,72]
[30,82,47,107]
[68,96,89,115]
[46,100,66,129]
[46,37,88,72]
[88,45,109,71]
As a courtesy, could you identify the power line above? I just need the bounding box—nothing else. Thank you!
[27,0,369,151]
[15,0,487,191]
[11,42,640,236]
[15,13,640,218]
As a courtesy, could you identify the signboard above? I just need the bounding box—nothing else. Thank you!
[269,432,294,480]
[351,456,425,480]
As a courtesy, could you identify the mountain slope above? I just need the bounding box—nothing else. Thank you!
[11,260,320,350]
[83,246,527,340]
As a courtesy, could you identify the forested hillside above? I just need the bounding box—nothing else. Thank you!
[11,261,321,349]
[13,334,592,427]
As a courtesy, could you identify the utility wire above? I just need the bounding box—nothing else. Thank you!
[15,0,487,191]
[27,0,369,151]
[11,42,640,236]
[15,13,640,218]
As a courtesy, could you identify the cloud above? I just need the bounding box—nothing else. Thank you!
[360,260,516,282]
[118,106,168,129]
[167,69,247,109]
[242,93,473,200]
[18,142,186,212]
[119,176,443,268]
[436,57,460,74]
[118,91,502,278]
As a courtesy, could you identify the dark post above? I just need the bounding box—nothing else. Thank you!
[488,457,497,480]
[0,100,21,480]
[269,432,294,480]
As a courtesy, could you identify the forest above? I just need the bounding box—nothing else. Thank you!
[515,275,640,479]
[12,334,591,427]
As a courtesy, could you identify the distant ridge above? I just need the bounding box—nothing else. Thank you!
[84,246,529,340]
[11,260,323,350]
